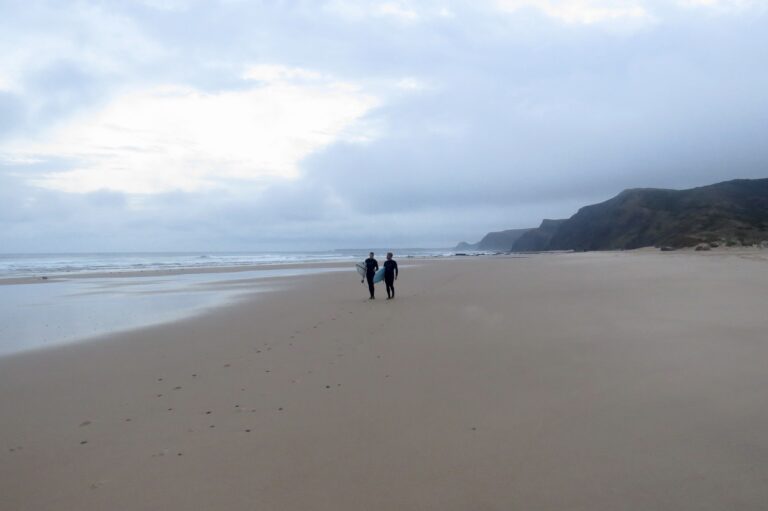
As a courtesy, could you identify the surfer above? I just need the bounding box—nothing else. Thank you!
[383,252,398,299]
[364,252,379,299]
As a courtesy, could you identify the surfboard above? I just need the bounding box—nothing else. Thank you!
[357,262,385,284]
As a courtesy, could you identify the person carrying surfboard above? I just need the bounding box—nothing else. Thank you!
[364,252,379,299]
[383,252,399,299]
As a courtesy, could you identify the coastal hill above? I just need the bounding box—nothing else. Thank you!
[511,219,567,252]
[512,178,768,251]
[455,228,531,251]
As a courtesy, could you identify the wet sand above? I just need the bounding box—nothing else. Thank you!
[2,251,768,510]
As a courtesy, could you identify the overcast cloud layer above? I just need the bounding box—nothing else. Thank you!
[1,0,767,251]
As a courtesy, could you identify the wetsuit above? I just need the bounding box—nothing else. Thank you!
[364,257,378,298]
[383,259,398,298]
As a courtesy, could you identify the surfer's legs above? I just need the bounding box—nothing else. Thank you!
[366,274,375,298]
[385,276,394,298]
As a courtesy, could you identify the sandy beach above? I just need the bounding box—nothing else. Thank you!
[2,250,768,510]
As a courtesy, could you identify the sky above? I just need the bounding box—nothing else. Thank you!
[1,0,767,251]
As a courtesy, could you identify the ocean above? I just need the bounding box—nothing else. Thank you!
[0,249,454,279]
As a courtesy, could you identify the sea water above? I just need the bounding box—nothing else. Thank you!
[0,267,346,356]
[0,249,452,279]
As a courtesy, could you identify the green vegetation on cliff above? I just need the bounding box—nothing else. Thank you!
[512,178,768,251]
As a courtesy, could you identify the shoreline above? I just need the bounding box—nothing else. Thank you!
[0,265,362,357]
[4,245,765,286]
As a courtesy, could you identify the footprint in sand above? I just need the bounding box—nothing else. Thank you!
[174,386,182,390]
[80,440,88,445]
[224,364,231,368]
[125,418,132,422]
[192,374,197,378]
[157,378,164,382]
[79,420,91,427]
[205,411,212,415]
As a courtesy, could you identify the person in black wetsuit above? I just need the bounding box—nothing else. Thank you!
[364,252,378,299]
[383,252,398,299]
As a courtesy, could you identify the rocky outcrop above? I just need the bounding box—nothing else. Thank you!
[455,228,532,251]
[512,178,768,251]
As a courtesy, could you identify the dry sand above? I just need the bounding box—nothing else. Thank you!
[2,251,768,510]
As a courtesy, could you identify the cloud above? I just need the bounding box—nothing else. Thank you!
[2,0,768,251]
[679,0,766,10]
[495,0,651,25]
[377,2,420,22]
[394,77,430,91]
[4,67,378,194]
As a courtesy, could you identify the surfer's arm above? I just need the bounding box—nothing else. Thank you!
[395,261,398,278]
